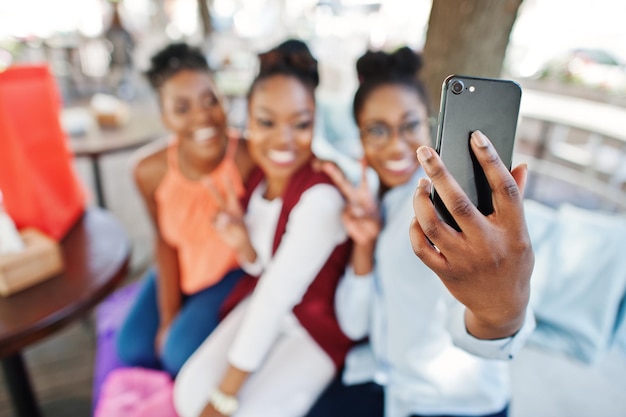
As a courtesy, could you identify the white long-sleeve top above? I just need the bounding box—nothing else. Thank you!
[227,181,348,372]
[336,168,535,417]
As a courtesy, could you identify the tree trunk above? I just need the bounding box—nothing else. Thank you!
[422,0,523,111]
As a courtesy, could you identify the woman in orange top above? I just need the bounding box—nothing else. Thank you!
[117,43,254,376]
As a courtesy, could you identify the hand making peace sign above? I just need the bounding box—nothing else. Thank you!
[318,160,381,247]
[205,178,257,264]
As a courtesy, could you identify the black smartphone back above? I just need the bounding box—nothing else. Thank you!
[432,75,522,231]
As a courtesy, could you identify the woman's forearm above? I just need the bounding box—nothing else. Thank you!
[217,365,250,396]
[236,239,257,265]
[155,237,182,325]
[464,305,527,340]
[350,240,376,276]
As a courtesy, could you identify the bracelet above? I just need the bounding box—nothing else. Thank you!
[209,389,239,416]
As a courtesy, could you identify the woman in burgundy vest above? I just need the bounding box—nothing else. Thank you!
[174,40,354,417]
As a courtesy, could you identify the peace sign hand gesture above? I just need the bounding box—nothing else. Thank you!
[206,178,257,264]
[320,161,381,246]
[319,161,380,275]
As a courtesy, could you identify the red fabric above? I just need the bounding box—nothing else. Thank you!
[0,65,86,240]
[220,162,354,369]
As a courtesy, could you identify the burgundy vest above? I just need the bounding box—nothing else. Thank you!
[220,162,354,369]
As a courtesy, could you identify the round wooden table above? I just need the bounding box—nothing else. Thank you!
[68,103,166,209]
[0,209,130,417]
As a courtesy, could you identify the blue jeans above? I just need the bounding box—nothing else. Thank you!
[305,374,509,417]
[116,268,243,376]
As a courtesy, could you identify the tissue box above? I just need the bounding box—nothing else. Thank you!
[0,229,63,296]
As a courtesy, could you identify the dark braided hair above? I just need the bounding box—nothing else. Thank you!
[353,47,430,122]
[145,43,210,90]
[248,39,319,99]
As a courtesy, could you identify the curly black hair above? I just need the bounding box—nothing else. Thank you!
[248,39,319,98]
[144,43,210,90]
[353,47,430,121]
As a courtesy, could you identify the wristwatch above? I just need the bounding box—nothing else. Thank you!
[209,389,239,416]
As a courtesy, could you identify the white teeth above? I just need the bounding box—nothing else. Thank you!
[385,158,413,171]
[193,127,217,142]
[268,150,296,164]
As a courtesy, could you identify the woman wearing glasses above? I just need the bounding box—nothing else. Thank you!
[305,48,535,417]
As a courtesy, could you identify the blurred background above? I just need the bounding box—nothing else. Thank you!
[2,0,625,207]
[2,0,626,102]
[0,0,625,416]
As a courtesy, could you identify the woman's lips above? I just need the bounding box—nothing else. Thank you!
[193,127,217,143]
[268,149,296,165]
[384,157,415,173]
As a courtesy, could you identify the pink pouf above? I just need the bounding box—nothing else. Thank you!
[94,367,178,417]
[93,282,140,407]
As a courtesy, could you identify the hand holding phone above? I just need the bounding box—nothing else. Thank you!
[410,134,533,340]
[432,75,521,231]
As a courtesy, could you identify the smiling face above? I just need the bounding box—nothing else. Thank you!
[159,69,228,164]
[246,74,315,196]
[357,84,431,189]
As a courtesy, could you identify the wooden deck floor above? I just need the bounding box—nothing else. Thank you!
[0,321,95,417]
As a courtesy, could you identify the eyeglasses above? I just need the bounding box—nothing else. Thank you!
[360,120,423,149]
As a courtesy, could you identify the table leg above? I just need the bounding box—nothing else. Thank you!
[1,353,42,417]
[90,155,107,209]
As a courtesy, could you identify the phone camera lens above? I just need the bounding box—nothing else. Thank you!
[451,80,465,95]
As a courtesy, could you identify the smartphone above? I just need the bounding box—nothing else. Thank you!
[431,75,522,231]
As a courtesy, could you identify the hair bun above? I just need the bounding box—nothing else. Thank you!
[356,47,423,83]
[258,39,319,88]
[356,51,389,81]
[389,47,423,76]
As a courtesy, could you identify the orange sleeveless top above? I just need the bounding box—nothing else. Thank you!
[155,138,244,294]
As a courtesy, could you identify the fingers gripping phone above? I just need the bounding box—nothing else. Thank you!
[432,75,522,231]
